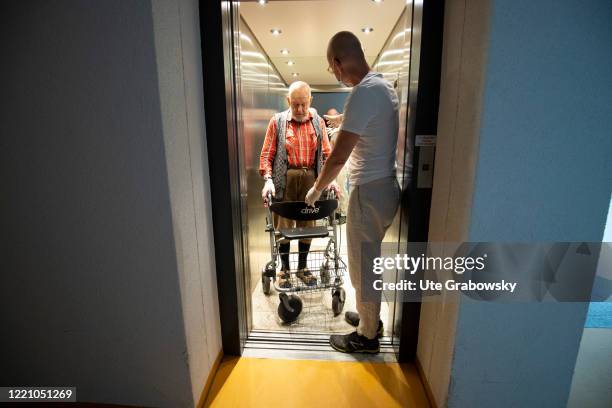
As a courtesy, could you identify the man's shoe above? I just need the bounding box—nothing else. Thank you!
[329,331,380,354]
[344,311,384,338]
[296,268,317,286]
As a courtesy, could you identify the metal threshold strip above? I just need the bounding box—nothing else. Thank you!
[244,330,398,362]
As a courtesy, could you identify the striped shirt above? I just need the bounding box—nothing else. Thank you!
[259,111,332,177]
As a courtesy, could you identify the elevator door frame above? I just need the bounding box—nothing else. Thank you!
[199,0,444,361]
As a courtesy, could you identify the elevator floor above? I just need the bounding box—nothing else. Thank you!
[249,224,396,336]
[203,356,431,407]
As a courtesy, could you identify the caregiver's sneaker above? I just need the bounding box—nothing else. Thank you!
[344,311,384,338]
[329,331,380,354]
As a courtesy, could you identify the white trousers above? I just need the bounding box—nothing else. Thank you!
[347,176,400,339]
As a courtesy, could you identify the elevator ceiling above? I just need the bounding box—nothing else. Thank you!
[240,0,406,86]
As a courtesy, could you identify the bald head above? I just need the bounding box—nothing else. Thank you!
[327,31,366,62]
[286,81,312,122]
[326,31,370,86]
[287,81,311,98]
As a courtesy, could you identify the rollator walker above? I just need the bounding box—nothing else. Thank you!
[262,191,347,323]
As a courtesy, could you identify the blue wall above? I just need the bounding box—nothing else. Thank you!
[311,92,349,116]
[448,1,612,407]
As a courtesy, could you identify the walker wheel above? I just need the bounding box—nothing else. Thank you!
[262,274,271,295]
[262,264,275,295]
[331,287,346,316]
[278,293,302,323]
[264,262,276,278]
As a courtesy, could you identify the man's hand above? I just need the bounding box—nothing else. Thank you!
[305,186,322,207]
[328,181,341,198]
[323,114,343,128]
[262,178,275,207]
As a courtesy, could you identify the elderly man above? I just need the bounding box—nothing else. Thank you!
[260,81,337,288]
[305,32,401,353]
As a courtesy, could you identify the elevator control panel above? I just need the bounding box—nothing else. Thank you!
[415,135,436,189]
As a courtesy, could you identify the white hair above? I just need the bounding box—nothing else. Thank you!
[287,81,311,97]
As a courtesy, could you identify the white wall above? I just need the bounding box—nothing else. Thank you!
[417,0,490,406]
[0,1,220,406]
[151,0,222,404]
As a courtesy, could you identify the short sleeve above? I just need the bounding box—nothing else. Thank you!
[340,86,376,137]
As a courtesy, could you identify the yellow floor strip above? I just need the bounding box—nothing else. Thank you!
[204,356,431,407]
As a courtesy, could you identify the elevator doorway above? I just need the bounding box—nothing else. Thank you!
[200,0,444,362]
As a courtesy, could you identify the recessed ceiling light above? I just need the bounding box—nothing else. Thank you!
[258,0,268,5]
[372,0,383,3]
[270,28,282,35]
[280,49,290,55]
[362,27,374,34]
[286,60,295,66]
[291,72,299,77]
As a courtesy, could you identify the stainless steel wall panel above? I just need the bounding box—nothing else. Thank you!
[235,17,289,332]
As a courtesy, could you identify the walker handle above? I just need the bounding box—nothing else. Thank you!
[264,191,273,207]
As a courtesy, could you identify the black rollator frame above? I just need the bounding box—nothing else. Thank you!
[262,191,347,323]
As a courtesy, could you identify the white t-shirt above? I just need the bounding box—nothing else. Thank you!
[340,71,399,186]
